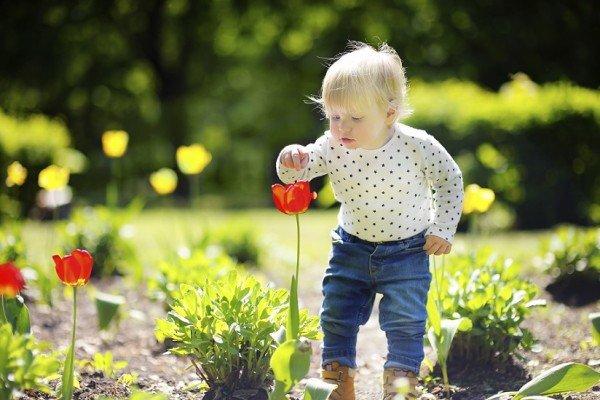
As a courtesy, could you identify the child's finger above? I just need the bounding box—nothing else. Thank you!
[434,244,447,255]
[292,148,301,170]
[426,242,443,255]
[282,152,293,168]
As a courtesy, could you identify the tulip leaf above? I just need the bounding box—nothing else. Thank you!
[270,339,311,392]
[286,275,299,341]
[514,362,600,399]
[61,343,75,400]
[95,291,125,331]
[303,378,337,400]
[427,317,471,365]
[271,326,287,345]
[589,312,600,346]
[3,295,30,334]
[269,380,288,400]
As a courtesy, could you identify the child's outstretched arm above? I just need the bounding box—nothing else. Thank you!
[418,133,464,248]
[276,134,329,184]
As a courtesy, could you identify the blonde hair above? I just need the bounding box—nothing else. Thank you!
[308,41,412,122]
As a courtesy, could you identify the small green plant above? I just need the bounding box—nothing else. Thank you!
[426,256,473,395]
[0,323,60,400]
[77,351,128,379]
[485,362,600,399]
[427,248,543,364]
[94,291,125,331]
[155,271,320,397]
[60,203,141,278]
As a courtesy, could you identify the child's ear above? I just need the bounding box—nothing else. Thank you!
[385,106,397,125]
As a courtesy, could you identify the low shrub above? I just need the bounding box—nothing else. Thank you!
[428,248,542,364]
[155,271,320,396]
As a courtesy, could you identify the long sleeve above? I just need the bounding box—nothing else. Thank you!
[417,133,464,243]
[276,134,329,184]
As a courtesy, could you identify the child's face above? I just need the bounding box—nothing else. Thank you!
[328,102,395,150]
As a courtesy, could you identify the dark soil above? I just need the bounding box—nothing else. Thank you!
[545,270,600,307]
[17,269,600,400]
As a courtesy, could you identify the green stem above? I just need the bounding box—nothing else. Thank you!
[62,286,77,400]
[71,286,77,357]
[468,214,478,252]
[189,174,200,208]
[0,295,7,324]
[433,256,442,313]
[107,159,119,208]
[442,363,450,395]
[295,214,300,280]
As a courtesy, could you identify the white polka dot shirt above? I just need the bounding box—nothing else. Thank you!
[276,123,464,243]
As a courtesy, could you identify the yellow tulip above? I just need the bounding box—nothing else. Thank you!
[38,165,70,190]
[463,184,495,214]
[150,168,178,195]
[102,130,129,158]
[176,144,212,175]
[6,161,27,187]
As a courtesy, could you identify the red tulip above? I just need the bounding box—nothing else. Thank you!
[0,262,25,297]
[271,181,317,215]
[52,249,93,286]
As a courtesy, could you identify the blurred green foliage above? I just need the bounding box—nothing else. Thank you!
[59,204,142,279]
[539,225,600,280]
[0,1,597,229]
[408,75,600,228]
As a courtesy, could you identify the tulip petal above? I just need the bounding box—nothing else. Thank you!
[271,184,289,214]
[285,181,312,214]
[63,255,81,285]
[0,262,25,297]
[72,249,93,283]
[53,255,66,283]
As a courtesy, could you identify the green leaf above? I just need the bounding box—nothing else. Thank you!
[589,312,600,346]
[269,339,311,392]
[61,343,75,400]
[303,378,337,400]
[95,292,125,331]
[427,318,471,366]
[514,362,600,399]
[269,380,288,400]
[286,275,299,341]
[271,326,287,344]
[3,295,31,334]
[426,286,441,336]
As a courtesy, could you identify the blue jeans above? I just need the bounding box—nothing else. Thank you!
[319,226,431,374]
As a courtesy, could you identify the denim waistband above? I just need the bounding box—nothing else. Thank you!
[336,226,426,246]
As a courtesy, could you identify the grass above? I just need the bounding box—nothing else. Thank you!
[20,207,551,284]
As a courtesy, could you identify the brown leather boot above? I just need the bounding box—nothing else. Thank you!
[321,361,356,400]
[382,368,419,400]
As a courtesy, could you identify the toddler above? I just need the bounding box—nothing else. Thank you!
[275,42,464,400]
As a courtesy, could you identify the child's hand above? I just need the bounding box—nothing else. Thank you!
[423,235,452,255]
[280,145,309,171]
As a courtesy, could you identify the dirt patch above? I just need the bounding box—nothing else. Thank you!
[17,270,600,399]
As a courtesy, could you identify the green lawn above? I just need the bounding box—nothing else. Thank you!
[21,207,551,282]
